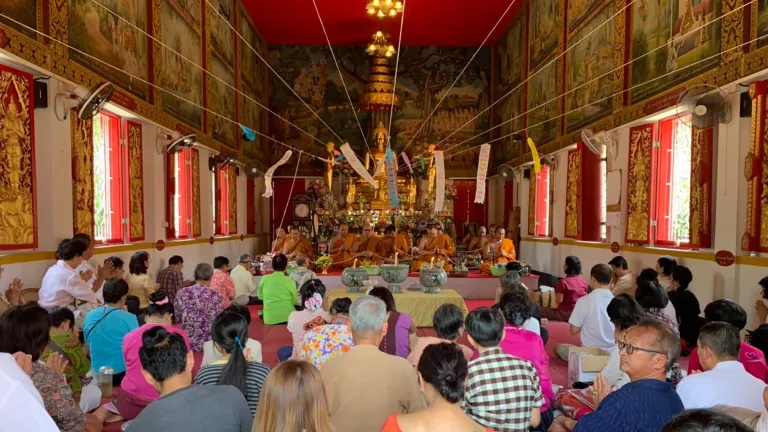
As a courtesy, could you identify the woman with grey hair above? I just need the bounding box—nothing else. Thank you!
[173,263,225,352]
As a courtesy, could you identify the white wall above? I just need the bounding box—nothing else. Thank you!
[504,75,768,330]
[0,56,269,289]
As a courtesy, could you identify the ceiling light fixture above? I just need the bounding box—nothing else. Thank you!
[365,30,396,57]
[366,0,403,19]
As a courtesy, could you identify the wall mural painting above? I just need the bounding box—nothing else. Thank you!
[240,84,267,163]
[208,0,235,66]
[497,11,525,93]
[239,10,267,96]
[568,0,608,32]
[527,59,559,147]
[630,0,722,104]
[1,0,38,39]
[496,88,525,164]
[566,3,615,133]
[209,57,236,148]
[0,66,36,248]
[529,0,559,69]
[68,0,149,99]
[759,0,768,48]
[267,46,490,176]
[159,0,203,129]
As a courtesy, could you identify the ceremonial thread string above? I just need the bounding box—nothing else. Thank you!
[386,0,407,145]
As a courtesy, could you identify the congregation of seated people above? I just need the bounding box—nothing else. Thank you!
[6,235,768,432]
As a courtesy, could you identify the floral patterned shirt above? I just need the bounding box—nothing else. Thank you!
[42,331,91,401]
[31,361,85,432]
[210,269,236,308]
[174,284,225,352]
[296,324,354,369]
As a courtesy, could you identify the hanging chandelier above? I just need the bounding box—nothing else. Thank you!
[366,0,403,19]
[366,31,396,57]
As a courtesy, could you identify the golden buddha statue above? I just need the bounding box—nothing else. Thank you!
[427,143,437,196]
[325,142,335,191]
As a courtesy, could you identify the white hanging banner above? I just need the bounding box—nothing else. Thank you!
[474,144,491,204]
[374,159,385,177]
[434,146,445,213]
[341,143,378,188]
[262,150,292,197]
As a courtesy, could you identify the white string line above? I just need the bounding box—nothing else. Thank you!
[435,0,753,158]
[278,152,303,231]
[446,31,768,161]
[386,0,407,146]
[399,0,519,152]
[0,13,330,162]
[396,0,750,172]
[84,0,331,151]
[435,0,641,149]
[202,0,352,149]
[311,0,370,153]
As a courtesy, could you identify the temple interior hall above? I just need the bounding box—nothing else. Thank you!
[3,0,768,429]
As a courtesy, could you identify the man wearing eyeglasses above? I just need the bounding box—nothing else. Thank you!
[550,319,684,432]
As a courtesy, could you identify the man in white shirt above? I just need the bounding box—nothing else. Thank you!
[608,256,634,296]
[0,352,58,432]
[555,264,615,360]
[231,254,258,306]
[677,321,767,411]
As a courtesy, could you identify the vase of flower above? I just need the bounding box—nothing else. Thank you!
[316,255,333,275]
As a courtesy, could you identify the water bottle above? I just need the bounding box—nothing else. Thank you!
[98,366,115,398]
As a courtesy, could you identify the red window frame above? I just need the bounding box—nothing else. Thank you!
[94,112,126,244]
[174,149,194,239]
[535,165,550,237]
[215,165,231,235]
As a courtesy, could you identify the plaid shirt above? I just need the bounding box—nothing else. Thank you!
[156,266,184,302]
[463,347,544,431]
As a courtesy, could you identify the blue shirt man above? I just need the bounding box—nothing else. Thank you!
[83,305,139,374]
[573,319,684,432]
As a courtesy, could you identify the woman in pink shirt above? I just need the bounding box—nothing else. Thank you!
[540,256,589,322]
[472,287,554,430]
[280,280,329,361]
[111,292,191,421]
[688,299,768,382]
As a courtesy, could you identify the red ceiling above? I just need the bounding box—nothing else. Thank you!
[242,0,522,46]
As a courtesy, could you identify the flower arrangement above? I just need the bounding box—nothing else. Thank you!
[306,180,326,200]
[335,160,356,177]
[444,184,458,201]
[316,255,333,274]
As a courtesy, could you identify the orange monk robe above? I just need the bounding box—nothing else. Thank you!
[410,235,454,272]
[330,234,358,268]
[376,235,398,262]
[355,236,383,264]
[272,237,286,254]
[395,232,411,255]
[282,236,315,261]
[441,234,456,257]
[480,238,516,275]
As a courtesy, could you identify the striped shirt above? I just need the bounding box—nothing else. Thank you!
[463,347,544,431]
[194,361,271,415]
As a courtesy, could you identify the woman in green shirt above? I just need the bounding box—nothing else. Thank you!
[258,254,299,324]
[43,306,102,412]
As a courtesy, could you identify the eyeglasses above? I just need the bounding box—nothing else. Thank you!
[618,340,665,356]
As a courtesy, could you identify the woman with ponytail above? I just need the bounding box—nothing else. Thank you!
[280,279,329,361]
[380,343,493,432]
[194,311,270,415]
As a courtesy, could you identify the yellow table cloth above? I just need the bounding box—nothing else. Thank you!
[326,289,470,327]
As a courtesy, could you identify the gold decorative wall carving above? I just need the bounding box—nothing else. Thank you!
[71,113,94,238]
[127,121,145,241]
[625,124,654,244]
[565,149,580,238]
[690,126,713,249]
[192,149,201,237]
[228,165,238,234]
[743,81,767,252]
[0,64,37,249]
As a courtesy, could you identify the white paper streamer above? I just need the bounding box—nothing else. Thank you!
[341,143,378,188]
[374,159,385,177]
[262,150,292,197]
[434,147,445,212]
[474,144,491,204]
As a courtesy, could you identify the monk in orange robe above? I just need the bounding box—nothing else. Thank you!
[376,225,401,263]
[271,227,287,254]
[395,226,412,256]
[282,226,315,261]
[480,227,516,275]
[352,224,382,264]
[410,223,454,272]
[437,226,456,257]
[329,222,358,268]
